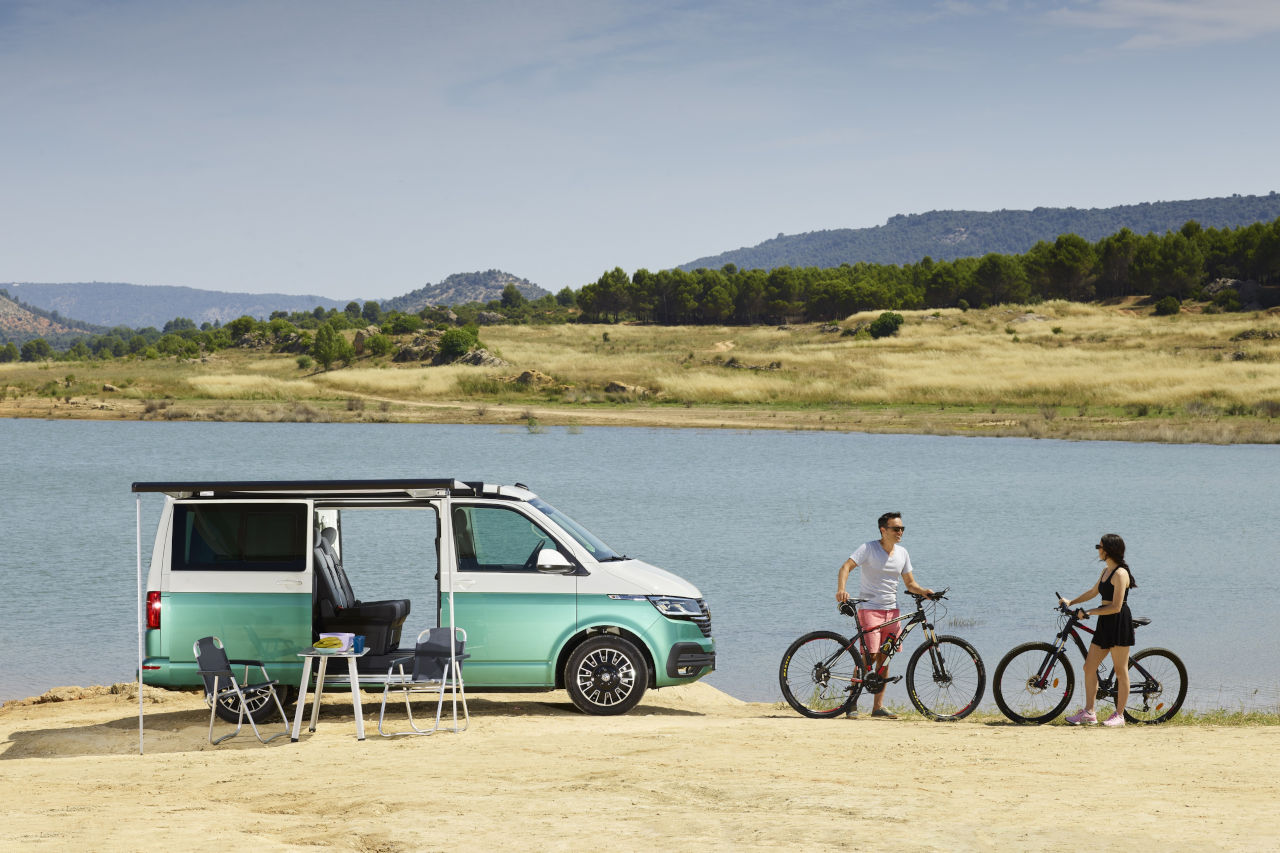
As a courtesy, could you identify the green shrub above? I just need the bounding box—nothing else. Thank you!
[869,312,905,339]
[439,327,480,362]
[1153,296,1181,316]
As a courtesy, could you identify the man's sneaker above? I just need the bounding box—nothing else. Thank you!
[871,708,899,719]
[844,705,859,719]
[1102,712,1126,727]
[1065,708,1097,725]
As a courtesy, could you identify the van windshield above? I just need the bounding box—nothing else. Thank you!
[531,498,621,561]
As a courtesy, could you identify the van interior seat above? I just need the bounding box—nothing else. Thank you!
[452,508,480,571]
[313,528,410,655]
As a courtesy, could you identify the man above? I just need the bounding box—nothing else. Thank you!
[835,512,933,719]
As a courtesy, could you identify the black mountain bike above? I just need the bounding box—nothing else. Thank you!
[992,594,1188,724]
[778,589,985,721]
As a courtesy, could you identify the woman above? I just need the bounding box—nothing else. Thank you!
[1059,533,1136,727]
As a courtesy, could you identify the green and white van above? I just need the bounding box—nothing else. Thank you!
[134,479,715,716]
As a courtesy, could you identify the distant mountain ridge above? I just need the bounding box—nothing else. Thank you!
[381,270,548,314]
[679,193,1280,271]
[2,282,350,329]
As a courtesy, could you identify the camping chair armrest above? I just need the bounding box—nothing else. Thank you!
[386,655,414,672]
[228,658,267,667]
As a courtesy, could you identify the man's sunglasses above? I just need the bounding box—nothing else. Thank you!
[886,526,905,533]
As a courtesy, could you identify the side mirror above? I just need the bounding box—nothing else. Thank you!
[536,549,574,574]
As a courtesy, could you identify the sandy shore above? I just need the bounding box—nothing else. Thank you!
[2,684,1277,852]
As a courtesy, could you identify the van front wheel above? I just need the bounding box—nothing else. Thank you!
[565,636,648,715]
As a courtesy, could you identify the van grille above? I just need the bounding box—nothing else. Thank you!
[691,598,712,638]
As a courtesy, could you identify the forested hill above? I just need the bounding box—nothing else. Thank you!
[0,290,102,346]
[680,193,1280,271]
[2,282,349,329]
[381,270,548,314]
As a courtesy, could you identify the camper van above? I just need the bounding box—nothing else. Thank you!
[135,479,715,717]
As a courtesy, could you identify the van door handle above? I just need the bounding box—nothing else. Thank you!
[455,578,476,590]
[276,579,303,587]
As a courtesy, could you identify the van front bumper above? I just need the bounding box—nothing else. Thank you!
[666,642,716,679]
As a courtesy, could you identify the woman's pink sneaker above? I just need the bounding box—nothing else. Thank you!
[1102,712,1126,727]
[1065,708,1097,725]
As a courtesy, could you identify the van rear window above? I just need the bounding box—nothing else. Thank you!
[174,503,307,572]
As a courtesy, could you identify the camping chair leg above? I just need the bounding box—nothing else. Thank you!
[379,664,438,737]
[434,663,469,733]
[206,676,243,742]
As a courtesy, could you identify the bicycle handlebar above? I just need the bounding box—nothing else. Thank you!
[1053,592,1088,620]
[837,586,947,617]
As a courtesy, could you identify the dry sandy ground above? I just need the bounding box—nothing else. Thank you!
[2,683,1277,853]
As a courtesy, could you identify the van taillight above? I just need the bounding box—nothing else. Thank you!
[146,591,161,629]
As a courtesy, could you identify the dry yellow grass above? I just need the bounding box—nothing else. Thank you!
[4,301,1280,442]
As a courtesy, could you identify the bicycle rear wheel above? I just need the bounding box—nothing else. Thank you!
[993,642,1075,724]
[1123,648,1188,724]
[778,631,862,718]
[906,635,985,721]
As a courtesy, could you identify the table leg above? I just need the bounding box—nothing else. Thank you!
[291,656,314,742]
[309,656,329,733]
[348,655,365,741]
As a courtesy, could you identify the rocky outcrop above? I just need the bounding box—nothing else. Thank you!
[457,348,508,366]
[604,381,648,396]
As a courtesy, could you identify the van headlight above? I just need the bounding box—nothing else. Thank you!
[647,596,703,619]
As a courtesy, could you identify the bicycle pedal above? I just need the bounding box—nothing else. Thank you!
[887,676,903,684]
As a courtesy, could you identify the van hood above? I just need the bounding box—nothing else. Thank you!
[590,558,703,599]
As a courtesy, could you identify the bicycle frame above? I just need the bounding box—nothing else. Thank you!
[1033,609,1157,702]
[840,595,943,693]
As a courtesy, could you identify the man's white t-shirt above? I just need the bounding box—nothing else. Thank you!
[850,539,912,610]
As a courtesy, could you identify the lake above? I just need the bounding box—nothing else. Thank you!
[1,418,1277,711]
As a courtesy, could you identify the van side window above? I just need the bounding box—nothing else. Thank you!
[174,503,308,572]
[452,505,562,572]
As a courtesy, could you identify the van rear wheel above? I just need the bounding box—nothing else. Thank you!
[565,636,648,715]
[212,684,296,724]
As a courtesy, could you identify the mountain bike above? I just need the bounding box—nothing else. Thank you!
[992,594,1187,724]
[778,589,985,721]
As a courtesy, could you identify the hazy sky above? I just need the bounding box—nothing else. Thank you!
[3,0,1278,301]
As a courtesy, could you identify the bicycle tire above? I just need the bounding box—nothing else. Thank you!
[778,631,862,718]
[906,635,985,721]
[1123,647,1188,724]
[993,641,1075,724]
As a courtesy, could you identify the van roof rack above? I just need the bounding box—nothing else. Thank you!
[131,479,493,499]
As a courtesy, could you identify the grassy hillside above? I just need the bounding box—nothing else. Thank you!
[3,300,1279,444]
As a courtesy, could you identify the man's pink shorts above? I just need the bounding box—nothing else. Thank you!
[857,608,902,652]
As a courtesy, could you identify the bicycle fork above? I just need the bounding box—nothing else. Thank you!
[1032,638,1070,690]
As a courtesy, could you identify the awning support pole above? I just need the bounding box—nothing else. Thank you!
[137,493,144,755]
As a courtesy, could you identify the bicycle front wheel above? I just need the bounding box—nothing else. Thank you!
[779,631,862,718]
[993,642,1075,724]
[906,635,985,721]
[1124,648,1188,724]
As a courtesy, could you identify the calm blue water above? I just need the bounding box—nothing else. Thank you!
[1,418,1277,711]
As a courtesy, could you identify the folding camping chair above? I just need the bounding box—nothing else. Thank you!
[194,636,291,745]
[378,627,470,736]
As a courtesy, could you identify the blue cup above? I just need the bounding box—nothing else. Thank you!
[352,635,365,653]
